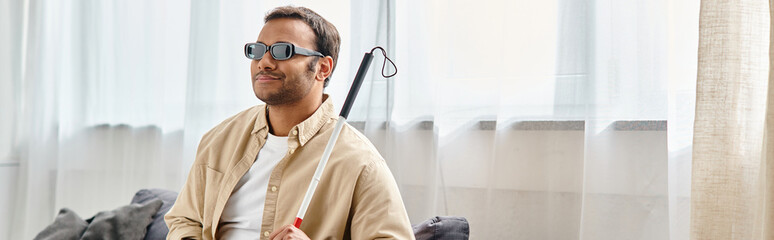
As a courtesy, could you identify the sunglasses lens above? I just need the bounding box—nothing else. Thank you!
[245,43,267,60]
[271,43,293,60]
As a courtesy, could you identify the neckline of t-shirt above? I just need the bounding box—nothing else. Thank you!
[265,133,289,148]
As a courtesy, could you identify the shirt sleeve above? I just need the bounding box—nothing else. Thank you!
[349,160,416,240]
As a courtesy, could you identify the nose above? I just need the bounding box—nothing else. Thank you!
[255,50,276,71]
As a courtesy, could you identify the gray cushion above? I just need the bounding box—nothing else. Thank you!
[80,198,163,240]
[412,216,470,240]
[131,189,179,240]
[34,208,89,240]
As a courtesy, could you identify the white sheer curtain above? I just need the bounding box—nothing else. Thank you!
[2,0,699,239]
[9,1,194,238]
[377,0,697,239]
[5,1,352,239]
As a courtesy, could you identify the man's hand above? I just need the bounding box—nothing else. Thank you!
[269,225,311,240]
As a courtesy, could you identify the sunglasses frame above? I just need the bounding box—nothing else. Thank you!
[244,42,324,61]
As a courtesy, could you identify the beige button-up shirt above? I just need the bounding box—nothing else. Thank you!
[165,95,414,240]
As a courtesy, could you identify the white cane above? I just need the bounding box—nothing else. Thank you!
[293,47,395,228]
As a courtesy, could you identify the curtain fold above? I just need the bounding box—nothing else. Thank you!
[691,0,772,239]
[667,1,700,239]
[762,1,774,236]
[0,0,22,235]
[11,0,64,238]
[766,1,774,235]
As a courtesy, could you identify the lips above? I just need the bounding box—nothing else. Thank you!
[255,73,283,83]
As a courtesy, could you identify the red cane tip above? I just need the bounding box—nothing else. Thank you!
[293,217,303,228]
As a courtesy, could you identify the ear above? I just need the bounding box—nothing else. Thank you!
[315,56,334,82]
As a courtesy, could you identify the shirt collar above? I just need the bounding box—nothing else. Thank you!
[251,94,335,147]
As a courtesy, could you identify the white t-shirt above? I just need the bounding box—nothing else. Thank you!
[216,133,288,239]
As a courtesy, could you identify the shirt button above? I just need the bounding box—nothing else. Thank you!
[264,231,270,237]
[271,186,277,192]
[292,129,298,135]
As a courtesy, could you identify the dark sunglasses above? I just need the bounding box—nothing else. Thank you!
[244,42,324,61]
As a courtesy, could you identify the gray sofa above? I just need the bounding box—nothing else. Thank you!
[35,189,469,240]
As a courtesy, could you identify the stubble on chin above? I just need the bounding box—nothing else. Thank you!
[253,59,318,106]
[255,76,314,106]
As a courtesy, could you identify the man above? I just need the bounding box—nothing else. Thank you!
[164,6,414,240]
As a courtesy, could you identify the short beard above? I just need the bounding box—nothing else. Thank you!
[257,58,318,106]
